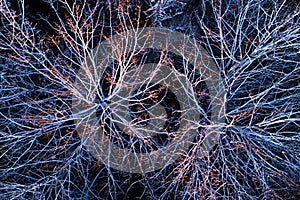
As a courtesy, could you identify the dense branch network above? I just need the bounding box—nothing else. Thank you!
[0,0,299,199]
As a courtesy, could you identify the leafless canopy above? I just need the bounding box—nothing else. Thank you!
[0,0,299,199]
